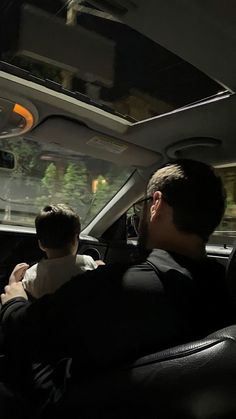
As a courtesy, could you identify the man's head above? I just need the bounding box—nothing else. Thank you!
[138,159,226,253]
[35,204,81,254]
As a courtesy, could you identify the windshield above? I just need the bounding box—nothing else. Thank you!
[0,137,133,229]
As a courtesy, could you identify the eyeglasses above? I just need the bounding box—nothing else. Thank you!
[127,196,152,237]
[133,196,152,217]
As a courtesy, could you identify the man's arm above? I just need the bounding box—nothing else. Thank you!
[0,266,113,361]
[0,269,59,363]
[0,263,131,366]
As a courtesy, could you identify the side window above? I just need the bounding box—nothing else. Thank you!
[127,206,139,240]
[209,165,236,246]
[126,197,148,241]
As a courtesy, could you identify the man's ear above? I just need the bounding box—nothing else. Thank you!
[38,239,46,252]
[150,191,163,222]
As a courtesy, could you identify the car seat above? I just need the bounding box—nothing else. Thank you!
[41,325,236,419]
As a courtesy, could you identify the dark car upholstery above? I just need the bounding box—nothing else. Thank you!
[42,325,236,419]
[226,243,236,305]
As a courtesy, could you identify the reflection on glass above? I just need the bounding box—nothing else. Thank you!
[0,0,229,123]
[210,164,236,245]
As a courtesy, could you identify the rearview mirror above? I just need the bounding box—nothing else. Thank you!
[0,150,15,170]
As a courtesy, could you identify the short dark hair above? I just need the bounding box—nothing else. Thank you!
[35,204,81,249]
[147,159,226,241]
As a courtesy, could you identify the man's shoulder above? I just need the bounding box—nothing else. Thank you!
[146,249,191,277]
[147,249,225,278]
[121,258,164,291]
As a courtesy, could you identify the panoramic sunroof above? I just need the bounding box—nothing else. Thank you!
[0,0,232,123]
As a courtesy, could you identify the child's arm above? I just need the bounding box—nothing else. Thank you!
[95,260,106,266]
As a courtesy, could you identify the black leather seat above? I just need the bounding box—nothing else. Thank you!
[226,243,236,304]
[44,325,236,419]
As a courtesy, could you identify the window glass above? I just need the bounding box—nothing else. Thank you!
[0,137,133,229]
[0,0,230,123]
[127,204,139,240]
[209,164,236,246]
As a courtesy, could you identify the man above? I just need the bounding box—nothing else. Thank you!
[0,159,233,388]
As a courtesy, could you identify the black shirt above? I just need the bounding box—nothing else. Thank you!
[1,249,233,379]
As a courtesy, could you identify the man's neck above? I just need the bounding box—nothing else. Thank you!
[151,235,206,260]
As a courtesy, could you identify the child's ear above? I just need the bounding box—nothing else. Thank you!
[76,234,80,246]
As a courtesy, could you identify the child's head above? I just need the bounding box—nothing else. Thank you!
[35,204,81,257]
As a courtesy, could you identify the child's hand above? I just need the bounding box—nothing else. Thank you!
[95,260,105,266]
[9,263,29,284]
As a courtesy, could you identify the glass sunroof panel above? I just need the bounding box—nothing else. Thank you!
[0,0,232,123]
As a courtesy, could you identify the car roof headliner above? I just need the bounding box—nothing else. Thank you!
[1,0,236,167]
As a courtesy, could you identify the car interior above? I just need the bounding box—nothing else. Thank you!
[1,0,236,417]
